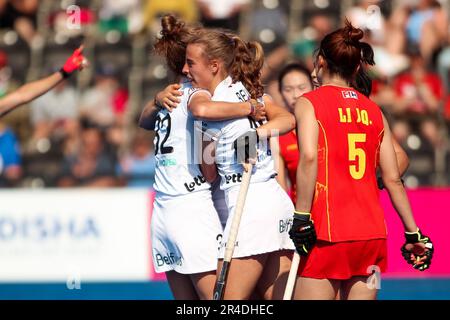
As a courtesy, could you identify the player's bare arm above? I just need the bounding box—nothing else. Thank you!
[138,83,183,130]
[379,114,418,233]
[255,95,296,139]
[293,96,318,214]
[392,137,409,176]
[188,91,265,121]
[0,46,87,118]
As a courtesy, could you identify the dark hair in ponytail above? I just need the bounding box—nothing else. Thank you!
[153,15,199,75]
[318,18,376,91]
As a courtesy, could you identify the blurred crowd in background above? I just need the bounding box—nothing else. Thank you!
[0,0,449,189]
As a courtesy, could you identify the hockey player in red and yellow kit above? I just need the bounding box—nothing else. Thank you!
[288,20,434,300]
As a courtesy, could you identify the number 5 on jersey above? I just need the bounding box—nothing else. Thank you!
[348,133,366,180]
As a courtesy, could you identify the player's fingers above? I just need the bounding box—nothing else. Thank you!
[168,94,181,104]
[163,102,173,112]
[167,98,178,107]
[75,45,84,55]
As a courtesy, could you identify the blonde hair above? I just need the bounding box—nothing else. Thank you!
[189,29,265,99]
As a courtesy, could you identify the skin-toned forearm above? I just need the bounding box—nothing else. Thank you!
[295,155,317,213]
[272,139,289,192]
[256,97,296,139]
[380,115,418,232]
[294,97,318,212]
[383,179,417,232]
[392,137,409,175]
[191,98,252,121]
[138,100,159,130]
[0,72,63,118]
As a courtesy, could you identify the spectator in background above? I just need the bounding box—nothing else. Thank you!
[196,0,249,31]
[391,0,448,63]
[261,14,333,105]
[98,0,143,35]
[79,67,117,128]
[0,50,13,98]
[406,0,448,63]
[58,121,117,188]
[346,0,410,78]
[390,49,444,147]
[51,3,96,39]
[142,0,198,33]
[290,14,334,71]
[0,0,38,45]
[29,77,79,155]
[79,64,129,152]
[274,63,313,204]
[0,121,22,187]
[117,130,155,188]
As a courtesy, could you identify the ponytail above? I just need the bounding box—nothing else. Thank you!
[230,37,264,99]
[318,18,376,87]
[154,15,198,75]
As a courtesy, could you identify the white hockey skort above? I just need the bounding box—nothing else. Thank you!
[151,190,223,274]
[219,178,295,259]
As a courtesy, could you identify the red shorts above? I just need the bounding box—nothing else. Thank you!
[297,239,387,280]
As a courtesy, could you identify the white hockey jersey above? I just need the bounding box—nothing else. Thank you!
[196,76,277,190]
[153,78,210,196]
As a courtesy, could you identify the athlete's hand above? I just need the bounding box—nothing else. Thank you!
[60,45,88,77]
[401,228,434,271]
[289,212,317,256]
[233,129,258,165]
[249,99,266,122]
[155,83,182,112]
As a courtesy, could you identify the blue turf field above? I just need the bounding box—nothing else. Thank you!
[0,279,449,300]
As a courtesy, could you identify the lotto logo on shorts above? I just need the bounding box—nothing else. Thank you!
[155,252,183,267]
[225,173,242,184]
[279,218,293,233]
[342,90,358,99]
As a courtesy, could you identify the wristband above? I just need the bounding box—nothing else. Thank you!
[248,99,257,117]
[59,68,71,79]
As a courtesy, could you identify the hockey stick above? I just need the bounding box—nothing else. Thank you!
[213,163,253,300]
[283,251,300,300]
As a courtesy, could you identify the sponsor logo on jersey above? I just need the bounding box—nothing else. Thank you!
[184,175,207,192]
[155,252,183,267]
[156,157,177,167]
[279,218,293,234]
[342,90,358,99]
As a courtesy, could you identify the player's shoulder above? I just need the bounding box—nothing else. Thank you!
[356,91,381,110]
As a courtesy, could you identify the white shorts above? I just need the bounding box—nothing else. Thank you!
[219,178,295,259]
[211,177,228,229]
[151,190,223,274]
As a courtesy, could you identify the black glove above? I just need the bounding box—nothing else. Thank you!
[401,228,434,271]
[288,212,317,256]
[233,129,258,164]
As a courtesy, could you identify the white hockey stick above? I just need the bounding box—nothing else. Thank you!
[213,163,253,300]
[283,251,300,300]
